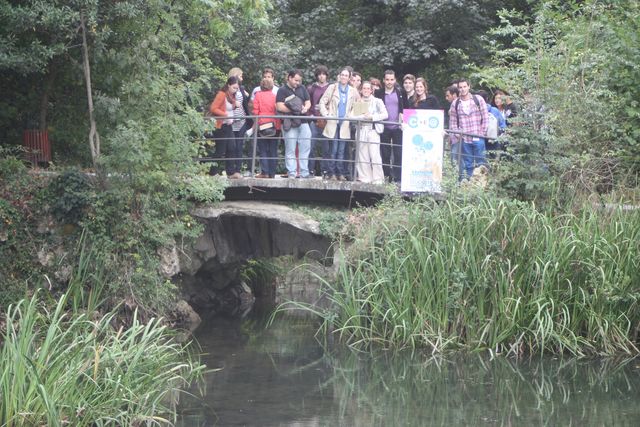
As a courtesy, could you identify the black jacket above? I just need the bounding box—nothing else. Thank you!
[374,86,405,114]
[414,95,441,110]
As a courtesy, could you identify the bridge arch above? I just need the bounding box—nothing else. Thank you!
[172,201,335,315]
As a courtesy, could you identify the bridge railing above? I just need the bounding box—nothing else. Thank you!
[198,114,495,181]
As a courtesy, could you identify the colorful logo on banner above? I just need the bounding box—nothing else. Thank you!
[401,109,444,193]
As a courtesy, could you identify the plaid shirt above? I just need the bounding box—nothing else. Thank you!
[448,95,489,143]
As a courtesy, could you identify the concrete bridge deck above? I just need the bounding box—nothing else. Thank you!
[221,175,445,206]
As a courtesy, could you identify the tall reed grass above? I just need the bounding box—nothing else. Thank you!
[0,290,204,426]
[302,196,640,356]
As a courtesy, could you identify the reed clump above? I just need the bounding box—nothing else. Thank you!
[0,290,204,426]
[315,196,640,356]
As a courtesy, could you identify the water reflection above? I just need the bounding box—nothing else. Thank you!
[177,313,640,427]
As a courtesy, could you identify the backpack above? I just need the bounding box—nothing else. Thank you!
[486,111,499,139]
[454,95,501,139]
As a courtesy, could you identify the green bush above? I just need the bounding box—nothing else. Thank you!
[49,170,93,224]
[474,0,640,200]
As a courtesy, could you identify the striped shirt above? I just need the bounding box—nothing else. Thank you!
[232,90,246,132]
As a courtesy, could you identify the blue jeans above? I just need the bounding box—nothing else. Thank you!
[327,127,347,176]
[283,123,311,177]
[258,133,278,177]
[461,139,486,179]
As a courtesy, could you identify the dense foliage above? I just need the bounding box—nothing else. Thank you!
[274,0,530,85]
[475,0,640,199]
[0,0,244,313]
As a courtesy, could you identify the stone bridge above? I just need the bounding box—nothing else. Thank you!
[169,180,443,321]
[168,201,336,319]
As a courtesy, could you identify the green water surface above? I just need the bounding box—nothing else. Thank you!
[177,311,640,427]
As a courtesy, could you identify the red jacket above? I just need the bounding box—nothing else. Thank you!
[253,89,281,130]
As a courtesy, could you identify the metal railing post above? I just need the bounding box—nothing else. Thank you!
[354,119,361,182]
[250,120,258,178]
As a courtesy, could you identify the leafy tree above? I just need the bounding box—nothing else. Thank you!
[475,0,640,200]
[273,0,531,86]
[0,0,275,314]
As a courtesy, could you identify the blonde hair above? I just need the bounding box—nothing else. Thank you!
[228,67,243,78]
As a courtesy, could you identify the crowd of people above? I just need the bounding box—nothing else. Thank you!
[207,66,517,183]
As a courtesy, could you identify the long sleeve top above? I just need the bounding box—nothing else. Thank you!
[448,95,489,143]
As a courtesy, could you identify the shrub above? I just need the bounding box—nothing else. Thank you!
[475,0,640,201]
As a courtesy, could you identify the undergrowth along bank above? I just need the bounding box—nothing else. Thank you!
[0,289,204,426]
[292,195,640,356]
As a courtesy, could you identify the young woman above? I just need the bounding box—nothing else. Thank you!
[253,78,280,178]
[209,76,240,177]
[413,77,441,110]
[352,81,388,184]
[492,89,518,125]
[319,68,359,181]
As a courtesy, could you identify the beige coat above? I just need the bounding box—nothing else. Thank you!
[319,83,360,139]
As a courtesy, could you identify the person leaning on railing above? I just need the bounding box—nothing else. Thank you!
[253,77,281,179]
[208,76,240,178]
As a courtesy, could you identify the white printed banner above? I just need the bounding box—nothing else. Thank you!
[401,109,444,193]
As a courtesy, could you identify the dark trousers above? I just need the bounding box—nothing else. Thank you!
[228,128,246,175]
[380,127,403,182]
[209,124,233,175]
[258,133,279,177]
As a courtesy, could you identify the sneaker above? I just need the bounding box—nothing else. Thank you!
[337,175,347,181]
[255,173,269,179]
[288,174,296,179]
[329,175,337,181]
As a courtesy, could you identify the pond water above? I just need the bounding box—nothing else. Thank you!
[177,308,640,427]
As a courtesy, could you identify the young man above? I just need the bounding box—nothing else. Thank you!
[307,65,330,176]
[350,71,362,92]
[445,85,459,104]
[444,85,460,165]
[448,78,489,180]
[251,67,279,100]
[374,69,405,183]
[276,69,312,178]
[402,74,416,108]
